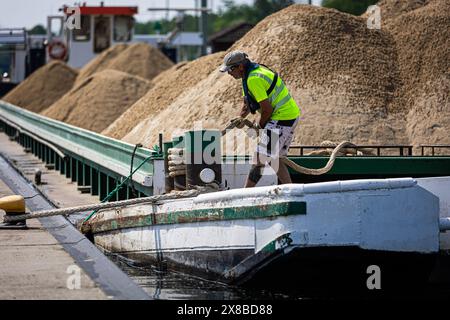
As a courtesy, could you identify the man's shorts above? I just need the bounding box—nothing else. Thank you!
[256,117,299,158]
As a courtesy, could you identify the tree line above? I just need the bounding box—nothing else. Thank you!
[28,0,379,36]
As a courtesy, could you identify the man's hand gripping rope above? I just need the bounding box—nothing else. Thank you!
[222,117,356,176]
[221,117,260,136]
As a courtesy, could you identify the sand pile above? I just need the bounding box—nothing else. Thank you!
[363,0,427,22]
[2,61,78,113]
[381,0,450,151]
[382,0,449,93]
[107,43,174,80]
[406,75,450,151]
[42,70,151,133]
[75,43,173,85]
[361,0,430,36]
[102,52,224,140]
[75,44,129,85]
[120,5,406,152]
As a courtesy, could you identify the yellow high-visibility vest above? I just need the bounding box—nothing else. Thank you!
[245,65,300,120]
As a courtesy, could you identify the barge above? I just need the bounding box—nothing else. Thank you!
[1,101,450,295]
[84,177,450,295]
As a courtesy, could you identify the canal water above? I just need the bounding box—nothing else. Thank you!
[67,215,302,300]
[69,213,450,300]
[107,253,298,300]
[106,251,450,300]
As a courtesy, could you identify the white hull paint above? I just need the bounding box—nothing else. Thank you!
[417,176,450,251]
[88,178,446,283]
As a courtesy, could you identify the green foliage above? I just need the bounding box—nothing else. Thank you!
[135,0,294,36]
[254,0,297,20]
[213,0,294,30]
[322,0,379,15]
[28,24,46,35]
[135,14,217,34]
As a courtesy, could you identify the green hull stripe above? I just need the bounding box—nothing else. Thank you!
[91,201,306,233]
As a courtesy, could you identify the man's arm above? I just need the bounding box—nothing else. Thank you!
[240,98,250,118]
[258,99,273,128]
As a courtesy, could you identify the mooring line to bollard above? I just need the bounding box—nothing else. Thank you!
[82,153,153,223]
[3,189,201,223]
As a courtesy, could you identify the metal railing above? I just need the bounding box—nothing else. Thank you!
[420,145,450,156]
[0,100,157,198]
[289,144,413,156]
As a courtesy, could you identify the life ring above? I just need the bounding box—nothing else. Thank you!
[48,40,67,60]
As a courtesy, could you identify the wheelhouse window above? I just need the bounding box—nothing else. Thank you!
[94,16,111,53]
[51,19,63,37]
[114,16,133,42]
[73,15,91,41]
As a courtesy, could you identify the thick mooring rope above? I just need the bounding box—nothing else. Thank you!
[222,117,356,176]
[4,189,201,223]
[280,141,356,175]
[168,147,186,177]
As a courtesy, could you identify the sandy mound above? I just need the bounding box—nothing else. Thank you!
[383,0,448,95]
[42,70,151,133]
[406,75,450,152]
[75,43,173,86]
[383,0,450,152]
[121,5,406,153]
[2,61,78,113]
[105,2,448,155]
[107,42,174,80]
[376,0,428,22]
[75,44,129,85]
[102,52,224,140]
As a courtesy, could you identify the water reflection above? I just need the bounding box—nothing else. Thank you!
[107,253,294,300]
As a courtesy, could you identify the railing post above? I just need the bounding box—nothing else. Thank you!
[106,176,116,201]
[83,163,90,186]
[71,158,77,182]
[99,172,107,200]
[66,157,72,179]
[91,167,99,196]
[38,142,42,160]
[77,160,83,186]
[55,154,60,171]
[118,179,127,200]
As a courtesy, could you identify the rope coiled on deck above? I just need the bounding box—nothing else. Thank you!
[168,147,186,177]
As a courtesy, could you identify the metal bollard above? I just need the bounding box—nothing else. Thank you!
[34,168,42,185]
[0,195,28,229]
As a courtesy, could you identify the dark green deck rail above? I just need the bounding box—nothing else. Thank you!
[285,156,450,183]
[221,153,450,184]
